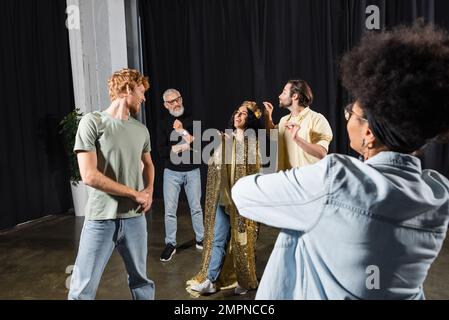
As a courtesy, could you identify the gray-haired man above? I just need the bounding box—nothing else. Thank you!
[157,89,204,262]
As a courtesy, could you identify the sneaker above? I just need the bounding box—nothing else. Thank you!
[195,241,203,250]
[191,279,217,295]
[234,284,248,295]
[160,244,176,262]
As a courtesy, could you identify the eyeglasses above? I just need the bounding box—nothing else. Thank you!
[165,96,182,105]
[344,103,368,122]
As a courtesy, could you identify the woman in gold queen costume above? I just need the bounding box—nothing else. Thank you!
[187,101,263,296]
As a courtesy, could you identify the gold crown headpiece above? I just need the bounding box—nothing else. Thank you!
[241,101,262,119]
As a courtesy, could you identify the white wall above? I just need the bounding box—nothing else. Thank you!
[66,0,128,114]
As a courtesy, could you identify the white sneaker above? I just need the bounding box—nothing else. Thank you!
[191,279,217,294]
[195,241,203,250]
[234,284,248,295]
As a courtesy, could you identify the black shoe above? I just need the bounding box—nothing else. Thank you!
[160,244,176,262]
[195,241,203,250]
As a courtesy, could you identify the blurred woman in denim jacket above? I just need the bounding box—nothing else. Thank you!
[232,22,449,300]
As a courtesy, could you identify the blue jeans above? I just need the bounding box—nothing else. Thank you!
[208,205,231,282]
[163,168,204,246]
[68,215,155,300]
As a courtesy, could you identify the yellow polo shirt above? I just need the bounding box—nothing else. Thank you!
[277,107,333,171]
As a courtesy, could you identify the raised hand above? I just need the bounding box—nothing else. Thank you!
[285,121,301,141]
[173,119,183,132]
[263,102,274,119]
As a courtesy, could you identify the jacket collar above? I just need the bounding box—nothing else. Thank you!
[365,151,422,173]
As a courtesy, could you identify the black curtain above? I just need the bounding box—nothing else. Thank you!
[0,0,75,229]
[425,0,449,178]
[139,0,448,199]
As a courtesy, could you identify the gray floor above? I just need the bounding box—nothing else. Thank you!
[0,200,448,300]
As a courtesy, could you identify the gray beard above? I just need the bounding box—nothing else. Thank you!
[169,106,185,118]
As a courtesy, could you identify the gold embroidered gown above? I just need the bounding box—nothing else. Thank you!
[186,135,261,296]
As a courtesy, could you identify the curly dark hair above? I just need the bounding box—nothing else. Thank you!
[341,21,449,153]
[227,101,263,132]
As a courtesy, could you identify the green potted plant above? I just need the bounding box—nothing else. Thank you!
[59,108,89,217]
[59,108,83,185]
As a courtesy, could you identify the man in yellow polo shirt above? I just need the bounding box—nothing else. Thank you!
[264,80,333,170]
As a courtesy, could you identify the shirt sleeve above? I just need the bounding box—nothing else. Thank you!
[310,114,333,151]
[183,114,194,134]
[74,113,99,153]
[231,158,329,232]
[143,129,152,153]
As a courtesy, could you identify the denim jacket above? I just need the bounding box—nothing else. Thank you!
[232,152,449,299]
